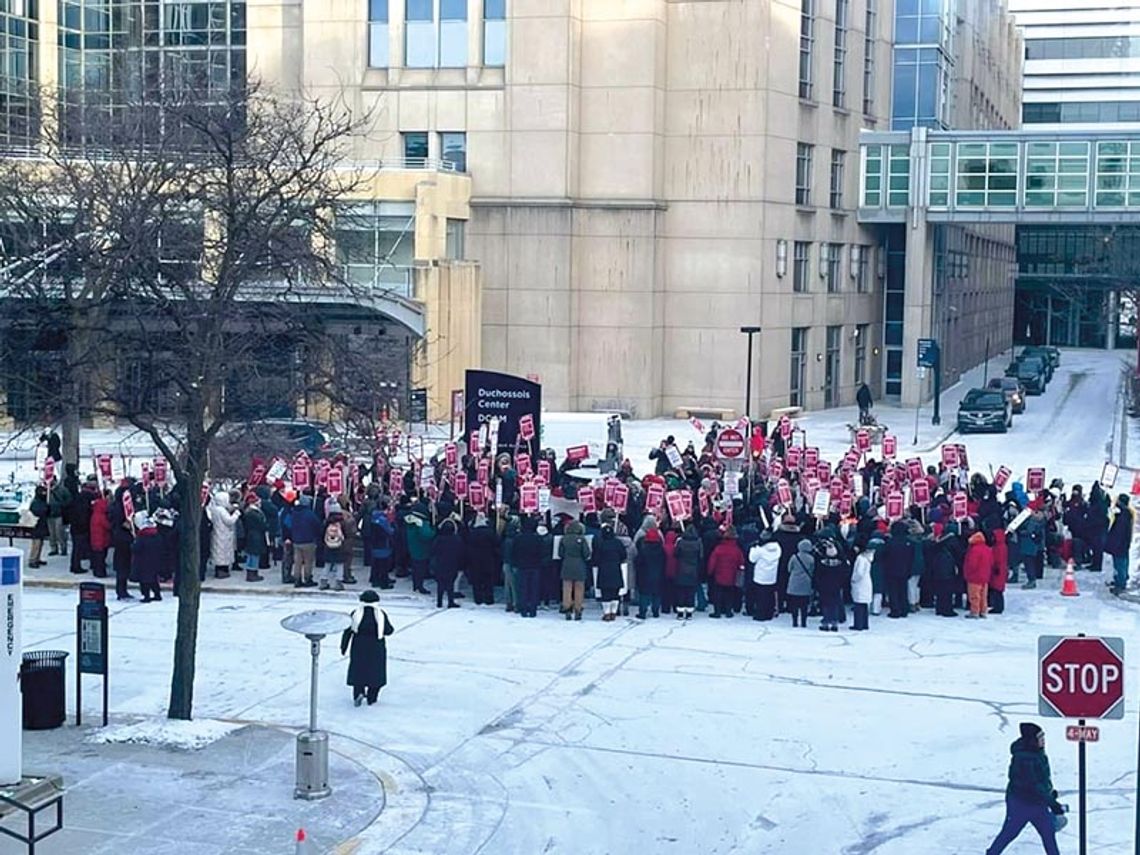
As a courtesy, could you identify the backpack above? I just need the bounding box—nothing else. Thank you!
[324,521,345,550]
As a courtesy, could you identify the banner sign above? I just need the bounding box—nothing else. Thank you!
[566,445,590,463]
[464,370,542,456]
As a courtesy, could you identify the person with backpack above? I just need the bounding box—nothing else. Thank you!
[319,501,348,591]
[367,501,396,589]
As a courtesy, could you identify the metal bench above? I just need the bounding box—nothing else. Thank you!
[0,775,65,855]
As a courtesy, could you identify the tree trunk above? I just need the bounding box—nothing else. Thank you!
[167,424,207,720]
[60,307,87,470]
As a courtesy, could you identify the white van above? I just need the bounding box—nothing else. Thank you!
[539,412,624,467]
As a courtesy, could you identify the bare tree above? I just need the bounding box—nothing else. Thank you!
[0,81,374,719]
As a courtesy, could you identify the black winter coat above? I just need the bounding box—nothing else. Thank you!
[881,537,914,581]
[130,530,164,585]
[635,538,666,595]
[465,523,499,577]
[431,531,466,580]
[512,531,547,571]
[593,530,627,591]
[674,531,703,587]
[341,605,395,690]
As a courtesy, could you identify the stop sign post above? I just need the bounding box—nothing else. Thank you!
[1038,634,1126,855]
[716,428,746,460]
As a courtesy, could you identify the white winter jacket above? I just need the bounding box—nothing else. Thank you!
[748,541,782,585]
[851,551,874,604]
[206,494,240,569]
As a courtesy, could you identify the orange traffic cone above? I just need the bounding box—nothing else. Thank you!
[1060,562,1080,597]
[295,828,314,854]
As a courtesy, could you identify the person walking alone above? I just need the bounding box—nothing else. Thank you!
[340,590,394,706]
[985,722,1065,855]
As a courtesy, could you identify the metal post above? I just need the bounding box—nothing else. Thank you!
[1079,716,1088,855]
[983,336,990,385]
[1134,699,1139,855]
[745,335,754,418]
[931,346,942,426]
[309,637,320,733]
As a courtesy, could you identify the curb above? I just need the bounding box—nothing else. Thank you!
[23,577,426,602]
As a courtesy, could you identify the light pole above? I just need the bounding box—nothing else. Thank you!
[280,610,352,801]
[740,326,762,418]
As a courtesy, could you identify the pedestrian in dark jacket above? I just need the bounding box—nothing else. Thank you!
[290,496,321,588]
[512,516,548,618]
[592,524,628,620]
[931,524,963,616]
[241,495,268,583]
[1087,482,1110,574]
[786,539,814,627]
[814,538,849,631]
[68,477,98,574]
[1106,493,1134,593]
[366,501,395,589]
[430,519,465,608]
[635,525,666,619]
[130,513,164,602]
[340,590,395,706]
[28,486,49,568]
[881,521,913,618]
[558,520,591,620]
[466,514,499,605]
[985,722,1064,855]
[672,526,702,619]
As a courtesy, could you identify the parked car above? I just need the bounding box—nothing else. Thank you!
[958,388,1013,434]
[1005,360,1046,395]
[1017,351,1054,383]
[1021,345,1060,370]
[986,376,1026,414]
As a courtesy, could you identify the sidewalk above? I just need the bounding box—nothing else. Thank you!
[5,722,383,855]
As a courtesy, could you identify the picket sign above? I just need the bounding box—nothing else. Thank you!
[469,432,481,457]
[516,454,532,478]
[666,445,684,470]
[520,483,539,514]
[856,429,871,453]
[811,490,831,518]
[122,491,135,520]
[952,492,969,521]
[905,458,924,482]
[777,481,793,507]
[912,479,931,507]
[388,469,402,496]
[787,447,802,470]
[680,490,693,518]
[690,417,705,434]
[327,467,344,496]
[941,444,959,468]
[666,490,686,520]
[886,492,904,519]
[537,460,552,484]
[469,481,487,510]
[646,483,665,511]
[994,465,1012,490]
[804,447,820,469]
[445,443,458,468]
[566,445,590,463]
[1101,462,1119,489]
[519,414,536,442]
[612,484,629,513]
[579,489,597,513]
[1027,467,1046,492]
[42,458,55,485]
[264,458,286,484]
[293,463,311,490]
[882,434,897,459]
[603,480,617,507]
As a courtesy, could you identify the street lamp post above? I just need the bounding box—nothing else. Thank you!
[740,326,762,418]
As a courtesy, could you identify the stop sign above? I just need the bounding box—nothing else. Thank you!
[1038,635,1125,719]
[716,428,746,459]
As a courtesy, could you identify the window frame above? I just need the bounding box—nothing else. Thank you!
[795,142,814,206]
[832,0,848,109]
[793,240,811,292]
[829,148,846,209]
[862,0,876,116]
[790,327,808,407]
[799,0,815,100]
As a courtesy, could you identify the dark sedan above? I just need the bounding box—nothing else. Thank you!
[958,388,1012,433]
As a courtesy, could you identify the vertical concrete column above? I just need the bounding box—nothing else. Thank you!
[1107,290,1118,350]
[900,128,936,409]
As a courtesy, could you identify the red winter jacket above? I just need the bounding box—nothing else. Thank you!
[707,537,745,587]
[990,529,1009,592]
[90,497,112,552]
[663,530,680,580]
[963,532,993,585]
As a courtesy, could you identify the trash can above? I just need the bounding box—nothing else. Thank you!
[21,650,69,730]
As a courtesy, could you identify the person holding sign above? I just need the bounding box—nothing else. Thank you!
[592,522,628,621]
[707,527,745,619]
[512,517,548,618]
[558,520,592,621]
[649,436,678,476]
[430,520,465,608]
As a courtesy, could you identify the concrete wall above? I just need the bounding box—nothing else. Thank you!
[413,262,483,422]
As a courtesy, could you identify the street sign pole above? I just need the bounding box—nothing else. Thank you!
[1079,715,1087,855]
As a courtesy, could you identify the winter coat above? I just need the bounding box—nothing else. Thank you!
[558,523,592,583]
[290,503,322,546]
[89,497,112,552]
[851,550,874,604]
[1018,515,1045,557]
[592,528,628,592]
[787,540,815,597]
[748,541,781,585]
[1006,737,1063,811]
[673,529,702,587]
[512,529,547,572]
[404,515,436,561]
[963,533,994,585]
[465,522,499,579]
[369,513,395,559]
[881,534,914,582]
[431,529,465,580]
[929,535,961,583]
[1106,504,1134,558]
[814,542,849,596]
[341,604,394,690]
[68,487,96,536]
[707,536,745,587]
[635,533,666,595]
[130,528,164,585]
[47,483,71,519]
[991,529,1009,591]
[242,505,269,557]
[206,496,240,568]
[662,530,680,580]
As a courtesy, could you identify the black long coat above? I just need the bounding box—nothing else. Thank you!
[341,605,395,689]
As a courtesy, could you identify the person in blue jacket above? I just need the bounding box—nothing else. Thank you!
[986,722,1064,855]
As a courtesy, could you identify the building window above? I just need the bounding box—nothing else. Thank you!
[825,325,841,408]
[955,141,1021,208]
[891,46,950,131]
[854,324,868,385]
[829,149,845,209]
[832,0,848,108]
[0,0,38,149]
[440,131,466,171]
[793,241,811,292]
[445,218,465,259]
[823,243,842,293]
[334,202,416,295]
[402,131,429,164]
[484,0,506,67]
[405,0,467,68]
[369,0,389,68]
[795,142,813,206]
[790,327,808,407]
[854,244,870,292]
[799,0,814,100]
[862,0,875,115]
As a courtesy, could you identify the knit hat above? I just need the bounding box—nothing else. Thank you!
[1019,722,1043,740]
[360,590,380,603]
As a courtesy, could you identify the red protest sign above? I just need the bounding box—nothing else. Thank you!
[516,454,532,478]
[698,489,710,517]
[537,460,551,484]
[856,429,871,452]
[952,491,969,521]
[520,483,539,514]
[1027,467,1046,492]
[42,458,55,484]
[777,481,793,507]
[612,484,629,513]
[994,465,1012,490]
[804,447,820,469]
[327,467,344,496]
[840,491,854,516]
[646,483,665,511]
[579,489,597,513]
[956,444,969,470]
[680,490,693,518]
[455,472,469,500]
[844,448,860,469]
[882,434,897,459]
[829,478,844,501]
[97,454,113,480]
[445,443,458,468]
[779,416,792,438]
[786,447,802,470]
[153,458,168,485]
[292,463,310,490]
[886,492,905,519]
[666,490,686,520]
[468,481,487,509]
[469,432,481,457]
[816,461,832,482]
[388,468,403,496]
[519,414,536,442]
[906,458,924,482]
[941,444,959,468]
[603,480,617,507]
[477,459,491,484]
[912,478,931,507]
[141,462,153,489]
[769,459,784,480]
[122,490,135,520]
[566,445,590,463]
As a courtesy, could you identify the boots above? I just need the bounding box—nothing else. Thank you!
[246,570,264,582]
[214,568,230,579]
